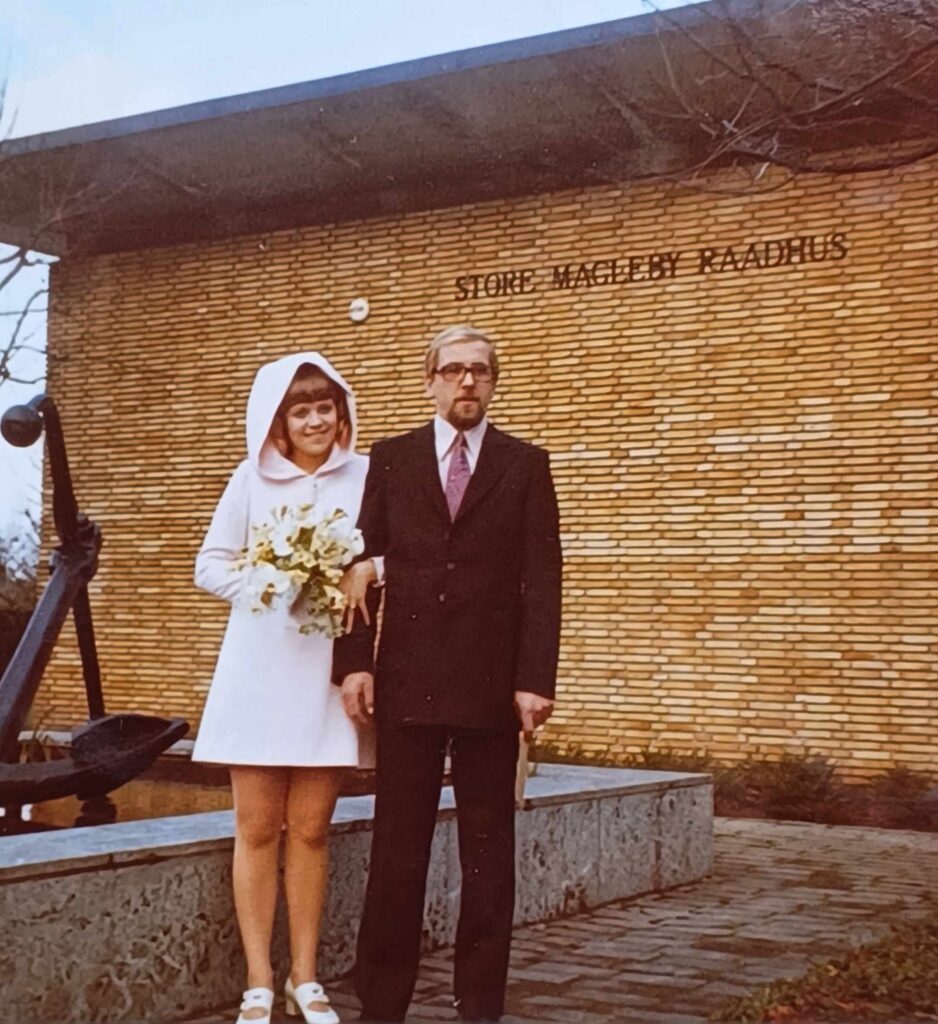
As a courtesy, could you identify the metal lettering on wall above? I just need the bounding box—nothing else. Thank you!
[454,231,848,301]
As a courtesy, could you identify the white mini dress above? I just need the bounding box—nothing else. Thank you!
[191,352,372,767]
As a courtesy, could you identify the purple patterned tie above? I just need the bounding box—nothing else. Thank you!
[444,432,471,520]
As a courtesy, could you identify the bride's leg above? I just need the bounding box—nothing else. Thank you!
[284,767,344,1009]
[230,765,289,1017]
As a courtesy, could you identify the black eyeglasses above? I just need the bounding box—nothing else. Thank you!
[433,362,495,383]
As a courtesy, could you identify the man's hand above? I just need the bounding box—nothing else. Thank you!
[339,559,377,632]
[513,691,554,741]
[341,672,375,724]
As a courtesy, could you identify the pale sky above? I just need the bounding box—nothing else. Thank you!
[0,0,691,539]
[2,0,690,139]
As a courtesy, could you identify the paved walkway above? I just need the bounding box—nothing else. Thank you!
[181,818,938,1024]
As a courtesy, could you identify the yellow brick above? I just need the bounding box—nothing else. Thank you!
[34,157,938,782]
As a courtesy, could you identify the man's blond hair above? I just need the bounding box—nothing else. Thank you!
[423,325,500,379]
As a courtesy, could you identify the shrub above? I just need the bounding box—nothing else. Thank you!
[535,742,935,831]
[731,752,850,823]
[868,767,936,830]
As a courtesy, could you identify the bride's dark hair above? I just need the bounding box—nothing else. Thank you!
[269,364,351,455]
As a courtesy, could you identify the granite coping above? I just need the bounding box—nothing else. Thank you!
[0,764,710,883]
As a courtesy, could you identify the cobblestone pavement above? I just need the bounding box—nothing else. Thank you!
[180,818,938,1024]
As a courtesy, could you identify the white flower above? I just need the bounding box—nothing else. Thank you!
[270,518,297,558]
[324,511,365,558]
[244,562,299,609]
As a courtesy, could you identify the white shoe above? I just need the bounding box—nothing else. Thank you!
[284,977,340,1024]
[236,987,274,1024]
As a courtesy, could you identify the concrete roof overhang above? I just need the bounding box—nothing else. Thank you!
[0,0,927,256]
[0,3,735,255]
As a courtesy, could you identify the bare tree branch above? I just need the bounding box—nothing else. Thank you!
[576,0,938,191]
[0,285,46,383]
[0,86,69,402]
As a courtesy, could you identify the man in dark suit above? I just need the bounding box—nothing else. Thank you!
[334,324,562,1023]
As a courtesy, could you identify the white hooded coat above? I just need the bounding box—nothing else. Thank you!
[192,352,371,766]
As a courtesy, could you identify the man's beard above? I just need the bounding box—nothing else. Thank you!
[447,397,484,429]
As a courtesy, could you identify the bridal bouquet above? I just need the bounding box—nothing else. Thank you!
[238,504,364,637]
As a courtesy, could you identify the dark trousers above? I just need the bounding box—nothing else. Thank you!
[355,722,519,1022]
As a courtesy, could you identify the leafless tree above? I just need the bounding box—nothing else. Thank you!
[0,502,39,587]
[0,82,53,395]
[0,83,60,584]
[0,255,48,391]
[0,75,116,394]
[585,0,938,193]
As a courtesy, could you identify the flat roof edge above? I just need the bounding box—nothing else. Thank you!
[0,5,685,157]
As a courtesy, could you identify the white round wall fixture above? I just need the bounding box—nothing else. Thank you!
[349,297,370,323]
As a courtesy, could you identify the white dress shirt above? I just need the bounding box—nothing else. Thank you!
[371,415,488,583]
[433,413,488,487]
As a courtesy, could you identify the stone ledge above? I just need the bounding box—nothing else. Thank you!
[0,765,713,1023]
[0,765,708,883]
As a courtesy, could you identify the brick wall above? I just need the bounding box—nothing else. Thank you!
[39,159,937,776]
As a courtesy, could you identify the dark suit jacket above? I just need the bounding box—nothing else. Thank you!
[333,421,562,731]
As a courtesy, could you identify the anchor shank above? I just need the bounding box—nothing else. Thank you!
[37,396,80,545]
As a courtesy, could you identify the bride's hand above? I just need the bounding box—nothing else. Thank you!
[339,559,377,632]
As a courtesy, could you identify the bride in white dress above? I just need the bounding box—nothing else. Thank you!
[193,351,374,1024]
